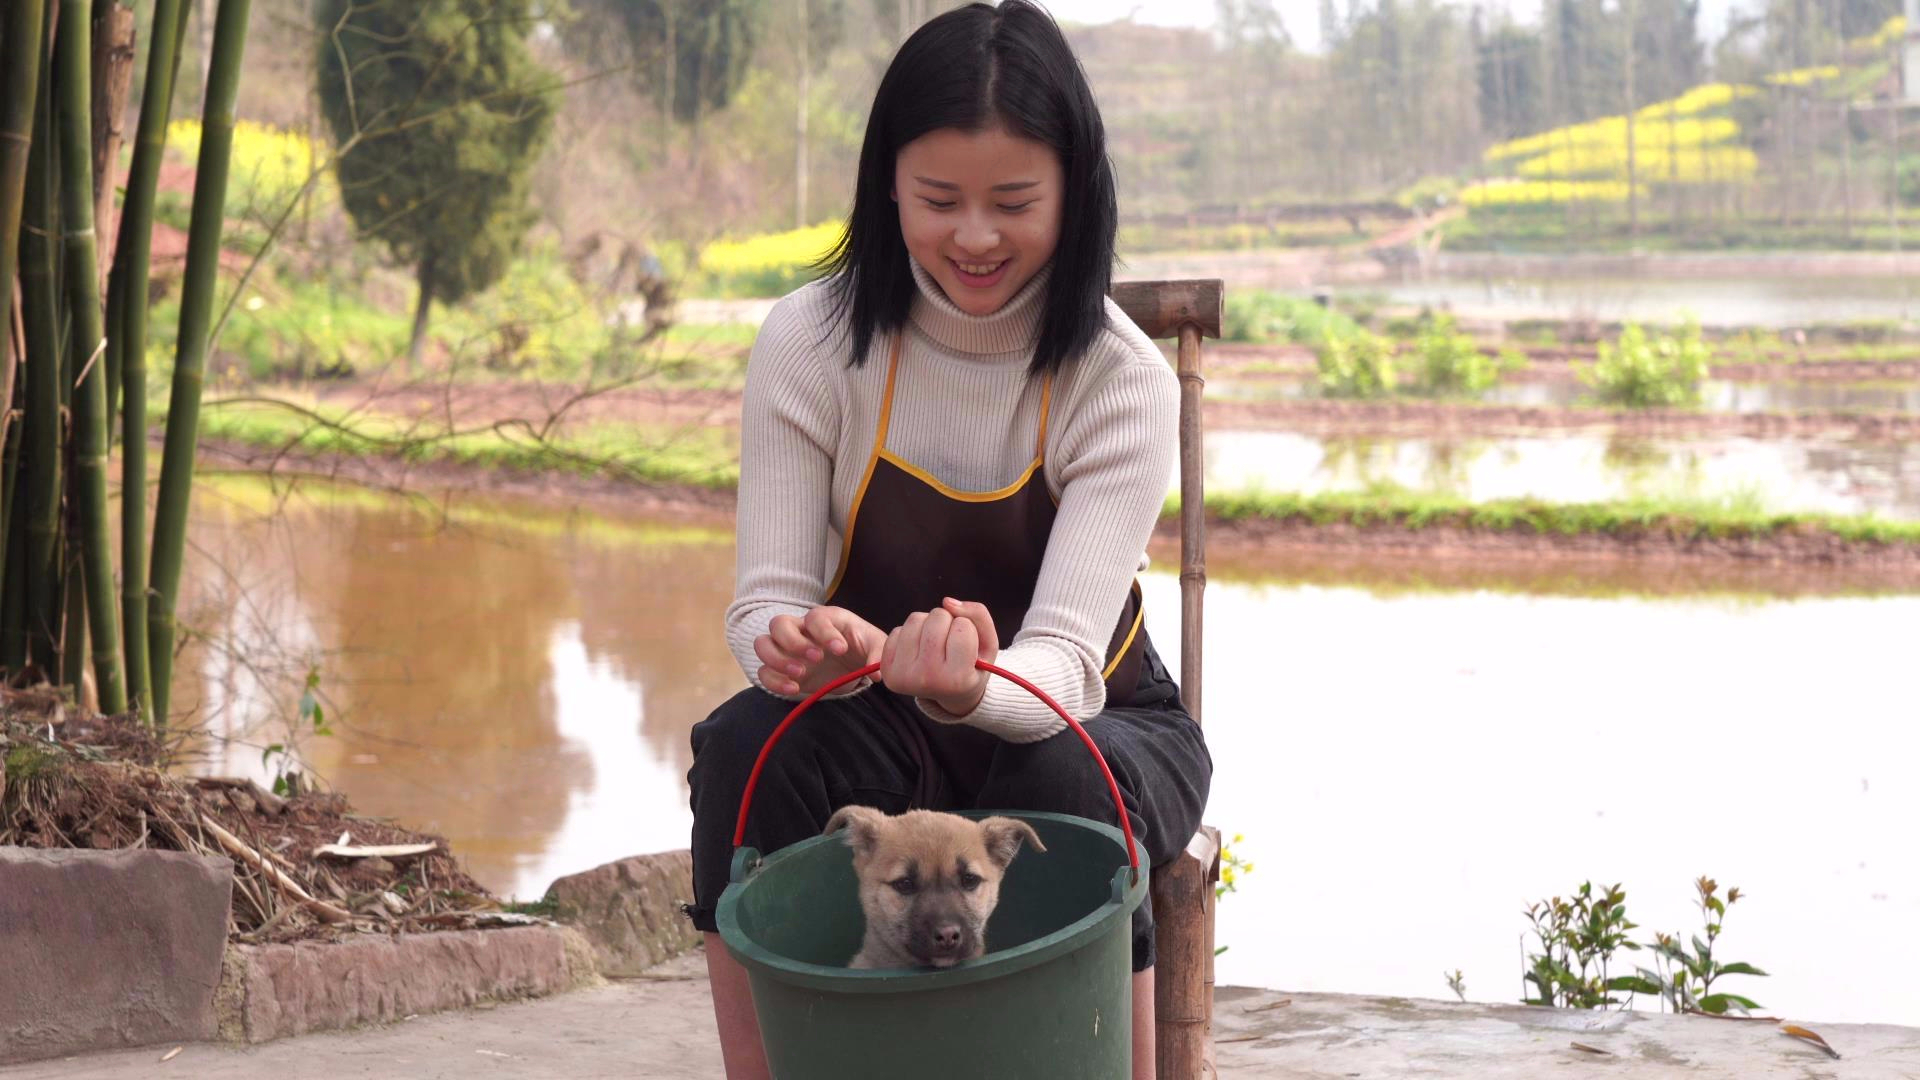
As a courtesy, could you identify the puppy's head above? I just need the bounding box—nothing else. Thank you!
[824,807,1046,968]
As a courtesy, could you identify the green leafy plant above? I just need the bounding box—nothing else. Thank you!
[1316,330,1398,398]
[1409,315,1527,396]
[1578,322,1711,407]
[1223,290,1362,346]
[1445,969,1467,1002]
[1521,881,1643,1009]
[1634,877,1768,1015]
[1521,876,1767,1015]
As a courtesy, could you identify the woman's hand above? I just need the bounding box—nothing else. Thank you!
[755,606,887,696]
[880,598,999,716]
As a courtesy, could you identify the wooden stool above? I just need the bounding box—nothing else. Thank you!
[1111,280,1224,1080]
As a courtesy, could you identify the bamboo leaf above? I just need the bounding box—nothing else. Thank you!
[1779,1024,1840,1060]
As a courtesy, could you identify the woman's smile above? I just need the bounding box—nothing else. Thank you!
[949,257,1010,288]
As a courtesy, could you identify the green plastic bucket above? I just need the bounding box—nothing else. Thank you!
[716,661,1150,1079]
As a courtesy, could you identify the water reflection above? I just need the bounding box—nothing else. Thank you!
[1365,273,1920,327]
[1214,375,1920,414]
[1206,430,1920,518]
[1136,574,1920,1027]
[174,478,737,897]
[167,476,1920,1024]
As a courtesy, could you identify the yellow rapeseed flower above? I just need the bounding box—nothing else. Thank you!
[699,221,846,277]
[168,119,324,209]
[1855,15,1906,51]
[1765,65,1842,87]
[1461,179,1642,207]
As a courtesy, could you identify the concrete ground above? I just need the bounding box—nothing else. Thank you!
[7,950,1915,1079]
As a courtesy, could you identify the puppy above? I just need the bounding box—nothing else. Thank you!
[823,806,1046,970]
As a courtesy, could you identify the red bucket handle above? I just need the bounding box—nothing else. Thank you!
[731,659,1140,875]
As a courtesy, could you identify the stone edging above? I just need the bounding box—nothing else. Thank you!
[214,924,600,1043]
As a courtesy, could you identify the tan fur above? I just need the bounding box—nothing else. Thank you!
[823,807,1045,970]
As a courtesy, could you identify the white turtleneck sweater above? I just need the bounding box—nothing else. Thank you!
[724,259,1178,742]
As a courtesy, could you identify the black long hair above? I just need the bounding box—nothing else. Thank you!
[815,1,1118,376]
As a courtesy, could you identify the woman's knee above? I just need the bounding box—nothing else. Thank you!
[975,730,1116,818]
[690,688,786,773]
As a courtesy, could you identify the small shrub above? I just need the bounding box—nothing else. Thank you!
[1579,322,1710,407]
[1223,290,1362,346]
[1408,316,1527,396]
[1522,882,1642,1010]
[1316,330,1397,398]
[1522,876,1768,1015]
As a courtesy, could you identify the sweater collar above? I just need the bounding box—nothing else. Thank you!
[907,255,1049,356]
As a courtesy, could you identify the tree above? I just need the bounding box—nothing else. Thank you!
[313,0,557,370]
[565,0,771,128]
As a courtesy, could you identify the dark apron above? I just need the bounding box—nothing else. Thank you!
[825,335,1150,803]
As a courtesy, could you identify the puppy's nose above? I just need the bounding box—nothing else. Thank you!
[932,925,963,953]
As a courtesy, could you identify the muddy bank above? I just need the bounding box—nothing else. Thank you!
[199,437,1920,581]
[1204,341,1920,382]
[1204,397,1920,441]
[269,371,1920,446]
[1172,513,1920,576]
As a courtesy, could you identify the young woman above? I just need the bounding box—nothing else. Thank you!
[683,3,1212,1075]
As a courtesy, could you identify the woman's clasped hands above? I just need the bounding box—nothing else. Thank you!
[753,597,998,716]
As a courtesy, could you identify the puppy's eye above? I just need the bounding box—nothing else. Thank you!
[959,872,984,891]
[889,877,918,895]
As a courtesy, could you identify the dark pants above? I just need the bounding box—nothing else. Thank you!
[684,639,1211,972]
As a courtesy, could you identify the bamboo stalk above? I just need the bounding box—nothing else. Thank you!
[89,0,134,289]
[147,0,251,727]
[55,0,128,714]
[1,477,26,670]
[1,0,50,399]
[21,33,65,670]
[60,548,85,695]
[112,0,187,724]
[1176,322,1205,726]
[92,0,137,430]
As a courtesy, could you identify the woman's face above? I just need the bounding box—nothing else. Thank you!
[894,124,1064,318]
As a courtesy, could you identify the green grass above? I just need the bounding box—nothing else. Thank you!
[1188,484,1920,545]
[191,398,740,490]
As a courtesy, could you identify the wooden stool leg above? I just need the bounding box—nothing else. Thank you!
[1154,826,1221,1079]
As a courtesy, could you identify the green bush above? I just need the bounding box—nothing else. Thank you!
[1316,330,1397,398]
[1409,316,1527,396]
[1223,290,1362,345]
[1579,322,1711,407]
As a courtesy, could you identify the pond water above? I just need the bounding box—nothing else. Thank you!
[1205,429,1920,519]
[174,477,1920,1025]
[1359,273,1920,328]
[1213,375,1920,414]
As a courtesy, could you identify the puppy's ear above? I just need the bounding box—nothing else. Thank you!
[978,817,1046,868]
[823,805,888,858]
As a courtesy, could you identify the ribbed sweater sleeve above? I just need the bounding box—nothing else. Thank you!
[722,295,870,698]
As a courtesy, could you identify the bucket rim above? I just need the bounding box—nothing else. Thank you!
[716,809,1148,994]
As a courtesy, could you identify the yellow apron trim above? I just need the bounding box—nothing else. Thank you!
[1101,580,1145,680]
[875,449,1043,503]
[825,336,904,599]
[1034,374,1053,458]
